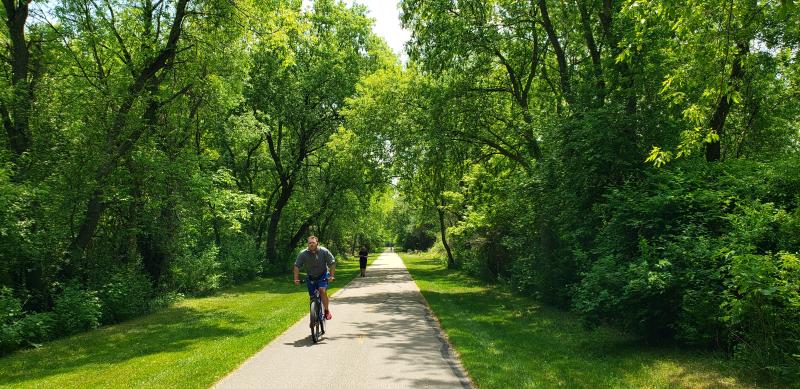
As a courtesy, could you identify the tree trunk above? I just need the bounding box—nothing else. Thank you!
[706,41,748,162]
[264,182,293,271]
[576,0,605,105]
[286,186,338,252]
[437,205,455,269]
[68,188,105,267]
[255,185,280,251]
[537,0,573,106]
[2,0,33,159]
[126,160,141,263]
[67,0,190,260]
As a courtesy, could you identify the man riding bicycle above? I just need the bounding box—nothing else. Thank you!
[294,236,336,322]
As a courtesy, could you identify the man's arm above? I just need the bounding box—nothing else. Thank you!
[293,265,300,285]
[329,264,336,280]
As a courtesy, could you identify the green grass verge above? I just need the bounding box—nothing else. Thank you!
[401,252,770,389]
[0,255,375,389]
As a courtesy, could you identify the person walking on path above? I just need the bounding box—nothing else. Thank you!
[358,246,368,277]
[294,236,336,321]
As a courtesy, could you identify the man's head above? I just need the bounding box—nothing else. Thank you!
[307,236,319,252]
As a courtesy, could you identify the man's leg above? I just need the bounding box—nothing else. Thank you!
[319,288,327,305]
[320,287,330,316]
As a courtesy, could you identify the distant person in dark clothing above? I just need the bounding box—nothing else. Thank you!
[358,246,368,277]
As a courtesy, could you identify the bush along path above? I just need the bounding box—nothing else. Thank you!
[400,252,778,389]
[0,256,372,389]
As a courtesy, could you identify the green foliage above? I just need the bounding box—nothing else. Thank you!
[53,285,102,336]
[1,288,56,355]
[448,166,516,280]
[571,159,800,379]
[384,194,438,252]
[95,265,153,323]
[170,245,222,296]
[401,223,437,252]
[218,236,262,284]
[725,251,800,378]
[147,292,185,312]
[401,252,757,388]
[1,287,24,354]
[0,0,395,352]
[0,0,798,383]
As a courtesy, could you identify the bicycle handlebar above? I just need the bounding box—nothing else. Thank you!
[293,276,334,284]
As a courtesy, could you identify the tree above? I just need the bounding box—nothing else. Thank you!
[1,0,38,163]
[245,0,390,271]
[642,0,800,163]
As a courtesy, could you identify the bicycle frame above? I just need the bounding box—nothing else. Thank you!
[308,277,326,343]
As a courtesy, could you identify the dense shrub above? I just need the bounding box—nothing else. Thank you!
[53,285,102,336]
[401,224,437,252]
[1,287,25,354]
[170,245,222,295]
[449,209,502,278]
[452,209,519,282]
[450,156,800,381]
[1,287,57,355]
[723,201,800,378]
[218,237,262,284]
[725,251,800,378]
[149,291,185,311]
[95,265,153,323]
[571,159,800,377]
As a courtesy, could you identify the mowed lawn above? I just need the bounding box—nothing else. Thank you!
[0,255,374,388]
[400,252,771,389]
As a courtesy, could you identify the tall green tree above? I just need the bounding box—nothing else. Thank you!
[245,0,391,270]
[1,0,38,163]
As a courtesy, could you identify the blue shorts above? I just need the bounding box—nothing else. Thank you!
[306,272,329,296]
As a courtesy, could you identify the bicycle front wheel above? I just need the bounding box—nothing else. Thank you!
[310,300,321,343]
[319,306,326,336]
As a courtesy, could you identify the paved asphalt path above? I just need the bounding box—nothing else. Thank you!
[214,252,472,389]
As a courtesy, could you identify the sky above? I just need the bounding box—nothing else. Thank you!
[303,0,412,59]
[31,0,412,60]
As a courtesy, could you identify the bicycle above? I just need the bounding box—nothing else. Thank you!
[308,278,326,343]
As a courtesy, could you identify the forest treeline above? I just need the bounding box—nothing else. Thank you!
[2,0,799,382]
[1,0,395,355]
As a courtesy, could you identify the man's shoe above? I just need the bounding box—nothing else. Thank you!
[324,311,332,320]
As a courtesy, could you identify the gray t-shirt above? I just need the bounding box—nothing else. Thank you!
[294,247,335,278]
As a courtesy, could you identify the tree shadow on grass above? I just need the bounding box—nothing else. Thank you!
[215,277,306,297]
[0,306,246,386]
[399,255,766,388]
[418,287,766,388]
[215,259,365,298]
